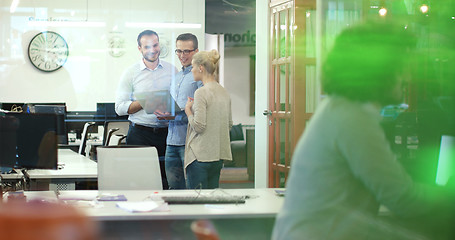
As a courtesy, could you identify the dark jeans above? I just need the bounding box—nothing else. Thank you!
[126,124,169,189]
[165,145,187,189]
[186,160,223,189]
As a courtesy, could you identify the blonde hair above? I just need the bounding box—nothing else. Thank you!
[192,49,220,81]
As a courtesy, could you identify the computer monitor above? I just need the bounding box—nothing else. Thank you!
[96,102,118,121]
[0,113,58,169]
[0,115,18,168]
[30,104,68,145]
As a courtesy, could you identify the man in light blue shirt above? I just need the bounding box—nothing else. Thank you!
[162,33,202,189]
[115,30,178,190]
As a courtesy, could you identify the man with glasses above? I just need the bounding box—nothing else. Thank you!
[115,30,177,190]
[157,33,202,189]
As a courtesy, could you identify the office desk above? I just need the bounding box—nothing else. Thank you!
[0,171,24,192]
[26,149,97,190]
[20,188,284,239]
[70,188,281,221]
[59,139,103,158]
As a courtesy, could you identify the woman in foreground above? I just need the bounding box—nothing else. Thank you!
[184,49,232,189]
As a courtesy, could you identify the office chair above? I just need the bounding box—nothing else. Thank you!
[78,122,96,156]
[102,121,129,145]
[106,134,127,146]
[104,128,119,146]
[97,146,162,190]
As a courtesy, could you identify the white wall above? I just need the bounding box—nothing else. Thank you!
[0,0,265,185]
[255,0,269,188]
[224,46,255,125]
[0,0,205,111]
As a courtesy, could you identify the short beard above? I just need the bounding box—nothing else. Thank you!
[144,52,160,63]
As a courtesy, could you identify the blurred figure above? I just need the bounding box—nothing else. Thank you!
[160,33,202,189]
[272,22,455,240]
[115,30,178,190]
[184,50,232,189]
[0,200,98,240]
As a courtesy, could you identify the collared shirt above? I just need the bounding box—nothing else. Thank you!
[115,59,178,127]
[167,65,203,146]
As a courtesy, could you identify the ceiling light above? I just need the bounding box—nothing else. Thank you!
[28,21,106,27]
[10,0,20,13]
[420,4,429,13]
[125,22,201,29]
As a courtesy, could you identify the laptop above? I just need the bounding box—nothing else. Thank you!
[135,90,180,115]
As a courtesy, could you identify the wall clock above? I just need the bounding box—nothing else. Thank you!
[159,37,170,58]
[28,31,69,72]
[108,35,126,58]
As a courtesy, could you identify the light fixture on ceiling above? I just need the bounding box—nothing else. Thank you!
[379,7,387,16]
[10,0,20,13]
[27,21,106,27]
[420,4,429,14]
[125,22,201,29]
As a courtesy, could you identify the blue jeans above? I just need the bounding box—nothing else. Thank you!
[165,145,186,189]
[186,160,223,189]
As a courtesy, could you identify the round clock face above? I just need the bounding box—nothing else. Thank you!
[28,31,69,72]
[159,37,170,58]
[108,35,126,57]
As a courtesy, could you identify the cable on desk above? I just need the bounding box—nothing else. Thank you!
[10,104,23,113]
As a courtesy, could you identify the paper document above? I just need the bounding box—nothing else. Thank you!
[57,191,98,201]
[135,90,180,115]
[116,201,170,213]
[97,193,127,201]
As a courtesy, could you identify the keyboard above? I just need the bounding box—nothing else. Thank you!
[162,195,246,204]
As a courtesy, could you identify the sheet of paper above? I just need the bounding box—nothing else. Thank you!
[57,191,98,201]
[97,193,127,201]
[116,201,169,212]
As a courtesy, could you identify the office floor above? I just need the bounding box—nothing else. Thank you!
[219,167,254,189]
[74,167,255,190]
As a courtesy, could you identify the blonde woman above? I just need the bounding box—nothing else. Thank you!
[184,49,232,189]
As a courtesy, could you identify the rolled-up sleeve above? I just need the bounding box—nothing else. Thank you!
[115,69,134,116]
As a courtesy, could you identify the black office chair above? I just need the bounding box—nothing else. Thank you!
[102,121,129,145]
[106,134,127,146]
[104,128,119,146]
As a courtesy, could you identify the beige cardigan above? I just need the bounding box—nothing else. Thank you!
[184,81,233,169]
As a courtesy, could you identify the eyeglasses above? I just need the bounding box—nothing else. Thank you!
[175,49,196,55]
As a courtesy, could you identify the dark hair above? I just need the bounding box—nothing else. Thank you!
[176,33,198,50]
[137,30,159,47]
[322,21,416,105]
